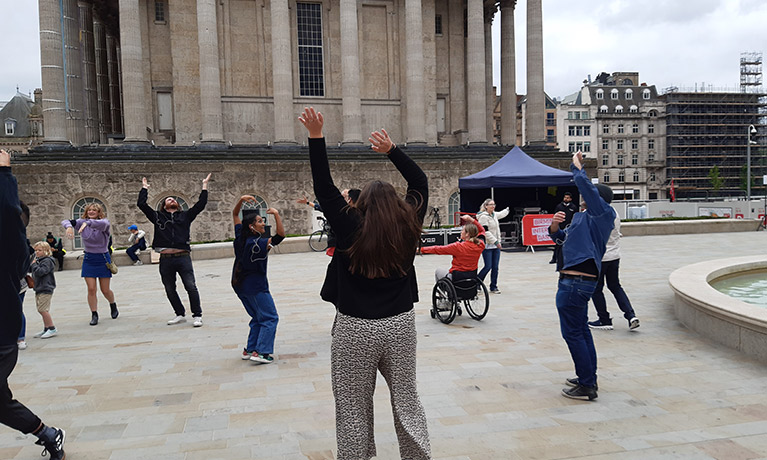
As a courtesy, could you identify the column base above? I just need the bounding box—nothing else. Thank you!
[272,140,298,148]
[123,138,150,144]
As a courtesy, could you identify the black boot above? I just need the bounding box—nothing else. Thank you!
[110,302,119,319]
[90,311,99,326]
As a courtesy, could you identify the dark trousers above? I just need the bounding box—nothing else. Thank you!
[51,251,65,271]
[592,259,635,324]
[159,254,202,317]
[126,239,146,262]
[0,345,41,434]
[556,277,598,388]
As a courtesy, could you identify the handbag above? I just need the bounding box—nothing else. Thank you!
[25,274,35,289]
[103,254,118,274]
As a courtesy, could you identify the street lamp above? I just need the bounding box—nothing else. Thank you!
[747,124,757,201]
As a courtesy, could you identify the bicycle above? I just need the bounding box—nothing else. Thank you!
[309,216,331,251]
[427,207,442,229]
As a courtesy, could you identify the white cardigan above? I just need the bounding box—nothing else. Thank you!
[477,208,509,246]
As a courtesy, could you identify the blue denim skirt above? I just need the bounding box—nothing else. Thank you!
[81,252,112,279]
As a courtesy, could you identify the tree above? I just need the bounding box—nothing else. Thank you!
[708,166,724,191]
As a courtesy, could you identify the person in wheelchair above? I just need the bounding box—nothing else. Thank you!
[421,214,485,283]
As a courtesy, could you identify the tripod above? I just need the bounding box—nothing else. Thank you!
[427,207,442,229]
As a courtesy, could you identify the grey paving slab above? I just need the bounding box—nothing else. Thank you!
[3,231,767,459]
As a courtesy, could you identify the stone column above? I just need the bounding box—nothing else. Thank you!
[485,14,494,143]
[526,0,545,144]
[38,0,68,143]
[405,0,426,144]
[339,0,362,145]
[106,33,123,135]
[500,0,516,145]
[270,0,295,144]
[467,0,487,144]
[93,16,112,141]
[79,1,100,144]
[448,0,465,135]
[197,0,224,143]
[63,0,85,145]
[119,0,148,142]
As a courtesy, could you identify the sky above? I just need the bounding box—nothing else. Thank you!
[2,0,767,102]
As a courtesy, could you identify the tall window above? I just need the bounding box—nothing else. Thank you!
[648,124,655,134]
[435,15,443,35]
[618,170,625,182]
[617,139,624,150]
[632,123,639,134]
[631,153,638,165]
[633,171,640,182]
[617,124,624,134]
[648,152,655,162]
[4,120,15,135]
[583,141,591,152]
[603,124,609,134]
[602,139,609,150]
[631,139,638,150]
[650,172,656,181]
[568,126,575,136]
[448,191,460,225]
[72,197,107,249]
[155,1,166,22]
[596,89,604,100]
[603,172,610,183]
[617,154,624,165]
[584,126,590,136]
[625,89,633,99]
[602,154,609,166]
[643,89,651,99]
[568,142,576,153]
[611,89,619,100]
[648,139,655,150]
[297,3,325,97]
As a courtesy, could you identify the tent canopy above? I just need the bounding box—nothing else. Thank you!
[458,146,573,189]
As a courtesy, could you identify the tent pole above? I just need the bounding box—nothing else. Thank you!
[491,187,495,201]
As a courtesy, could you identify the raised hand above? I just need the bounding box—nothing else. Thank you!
[0,149,10,167]
[572,150,583,170]
[266,207,279,216]
[369,129,395,154]
[202,173,212,189]
[142,177,150,189]
[240,195,257,205]
[298,107,324,138]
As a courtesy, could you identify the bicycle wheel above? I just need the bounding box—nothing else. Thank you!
[465,278,489,320]
[432,278,457,324]
[309,230,328,252]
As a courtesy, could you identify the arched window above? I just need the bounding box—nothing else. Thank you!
[615,105,624,113]
[643,89,651,100]
[448,191,460,226]
[155,195,190,212]
[622,78,634,85]
[599,105,608,113]
[629,105,638,113]
[610,89,619,100]
[72,197,108,249]
[596,89,604,100]
[237,194,269,220]
[625,89,633,99]
[648,110,658,117]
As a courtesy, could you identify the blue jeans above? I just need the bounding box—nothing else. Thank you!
[126,239,146,261]
[592,259,635,324]
[237,291,279,354]
[159,254,201,317]
[478,247,500,291]
[556,277,598,388]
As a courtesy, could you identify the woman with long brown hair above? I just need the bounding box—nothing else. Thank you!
[61,203,118,325]
[299,107,431,460]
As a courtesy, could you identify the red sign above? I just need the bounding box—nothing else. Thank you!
[522,214,555,246]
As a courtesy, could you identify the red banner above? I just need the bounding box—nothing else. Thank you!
[521,214,555,246]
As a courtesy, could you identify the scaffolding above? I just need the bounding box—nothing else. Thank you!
[662,91,766,198]
[741,52,763,92]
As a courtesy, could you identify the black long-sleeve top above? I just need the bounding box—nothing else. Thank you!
[137,188,208,251]
[0,166,29,346]
[310,138,429,319]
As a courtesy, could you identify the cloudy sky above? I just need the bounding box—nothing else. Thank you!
[3,0,767,101]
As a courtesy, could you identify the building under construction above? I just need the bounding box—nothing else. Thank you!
[662,53,766,199]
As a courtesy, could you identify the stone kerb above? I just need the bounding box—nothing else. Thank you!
[622,218,760,236]
[669,255,767,363]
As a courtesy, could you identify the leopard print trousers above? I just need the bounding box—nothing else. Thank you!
[331,309,432,460]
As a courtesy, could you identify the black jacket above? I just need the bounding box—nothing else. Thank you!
[137,188,208,251]
[0,167,28,346]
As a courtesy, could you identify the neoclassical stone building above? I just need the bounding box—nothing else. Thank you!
[20,0,568,247]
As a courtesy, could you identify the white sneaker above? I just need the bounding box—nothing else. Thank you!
[133,260,143,266]
[40,328,58,339]
[33,329,46,338]
[192,317,203,327]
[17,341,27,350]
[167,316,187,325]
[629,317,640,330]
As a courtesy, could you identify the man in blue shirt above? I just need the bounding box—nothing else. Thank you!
[549,151,615,401]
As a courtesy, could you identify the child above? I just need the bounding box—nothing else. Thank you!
[231,196,285,364]
[421,214,486,281]
[30,242,58,339]
[126,224,147,265]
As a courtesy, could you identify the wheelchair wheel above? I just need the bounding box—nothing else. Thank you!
[432,278,457,324]
[465,278,489,320]
[309,230,328,252]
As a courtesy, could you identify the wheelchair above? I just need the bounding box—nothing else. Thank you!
[430,270,489,324]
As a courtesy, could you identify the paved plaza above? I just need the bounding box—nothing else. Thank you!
[3,231,767,460]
